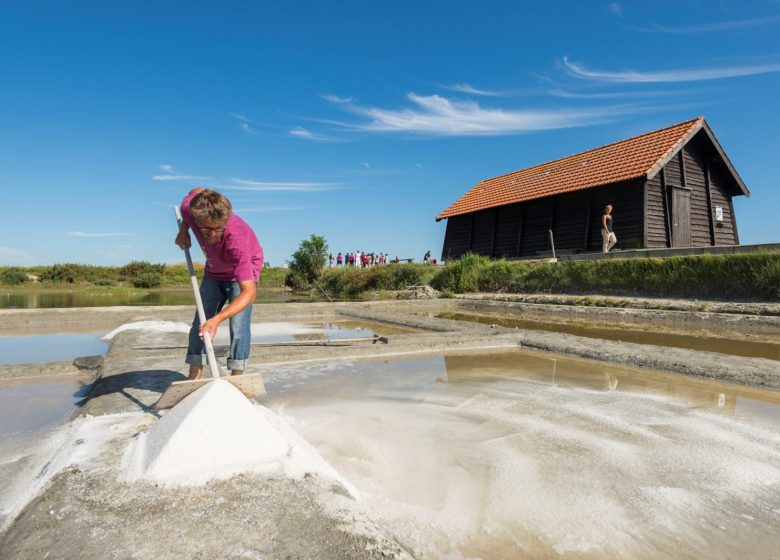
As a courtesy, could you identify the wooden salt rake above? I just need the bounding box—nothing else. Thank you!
[153,206,266,410]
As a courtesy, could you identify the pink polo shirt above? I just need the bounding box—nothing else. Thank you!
[181,192,264,282]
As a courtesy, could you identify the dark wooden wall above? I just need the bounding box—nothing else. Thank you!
[441,178,645,260]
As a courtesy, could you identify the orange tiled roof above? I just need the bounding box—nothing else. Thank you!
[437,117,705,220]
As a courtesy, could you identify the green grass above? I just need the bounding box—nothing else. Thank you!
[0,263,289,291]
[318,251,779,301]
[3,253,777,301]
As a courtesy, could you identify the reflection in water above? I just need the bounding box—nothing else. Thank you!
[438,311,780,361]
[264,350,780,559]
[0,289,297,309]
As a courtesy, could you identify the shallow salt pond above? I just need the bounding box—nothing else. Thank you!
[0,320,411,367]
[437,311,780,361]
[262,350,780,559]
[0,332,107,366]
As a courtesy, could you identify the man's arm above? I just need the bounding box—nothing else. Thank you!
[198,280,256,340]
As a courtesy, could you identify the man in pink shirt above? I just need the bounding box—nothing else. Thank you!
[175,188,264,380]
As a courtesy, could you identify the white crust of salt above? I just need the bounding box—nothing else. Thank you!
[102,320,191,341]
[123,379,289,486]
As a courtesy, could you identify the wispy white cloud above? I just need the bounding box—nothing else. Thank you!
[229,113,265,135]
[152,166,338,192]
[548,87,707,99]
[441,83,508,97]
[608,3,623,17]
[635,15,780,33]
[239,122,259,135]
[324,92,638,136]
[0,246,34,262]
[563,56,780,83]
[238,205,308,213]
[221,178,337,192]
[289,126,333,141]
[321,94,353,104]
[67,231,130,238]
[153,164,214,182]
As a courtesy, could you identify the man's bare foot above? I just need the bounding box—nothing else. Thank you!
[188,364,203,381]
[230,370,243,376]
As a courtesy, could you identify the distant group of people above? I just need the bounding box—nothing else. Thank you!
[330,252,392,268]
[328,250,439,267]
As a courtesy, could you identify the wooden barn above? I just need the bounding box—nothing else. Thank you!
[437,117,749,260]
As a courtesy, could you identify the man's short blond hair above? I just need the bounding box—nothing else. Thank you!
[190,189,233,224]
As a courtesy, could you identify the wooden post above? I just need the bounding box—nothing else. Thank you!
[642,179,648,248]
[490,207,498,257]
[729,199,740,245]
[660,168,672,247]
[704,161,716,246]
[467,213,474,251]
[584,190,594,251]
[515,204,525,257]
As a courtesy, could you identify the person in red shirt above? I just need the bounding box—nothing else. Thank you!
[175,188,263,380]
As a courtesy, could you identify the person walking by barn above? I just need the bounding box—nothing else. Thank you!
[601,204,617,253]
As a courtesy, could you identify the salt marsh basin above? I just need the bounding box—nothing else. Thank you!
[0,298,778,559]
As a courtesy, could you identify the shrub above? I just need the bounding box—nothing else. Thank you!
[119,261,166,281]
[39,263,83,284]
[430,253,491,293]
[0,267,29,285]
[132,272,163,288]
[286,235,328,289]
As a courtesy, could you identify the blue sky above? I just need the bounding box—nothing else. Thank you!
[1,0,779,267]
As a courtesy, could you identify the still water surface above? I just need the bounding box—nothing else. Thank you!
[438,311,780,361]
[0,289,296,309]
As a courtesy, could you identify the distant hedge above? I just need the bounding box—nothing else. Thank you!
[319,252,780,300]
[3,254,776,300]
[0,262,288,289]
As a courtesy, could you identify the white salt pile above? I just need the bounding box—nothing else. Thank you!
[121,379,358,495]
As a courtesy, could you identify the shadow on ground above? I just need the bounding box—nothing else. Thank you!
[76,370,186,415]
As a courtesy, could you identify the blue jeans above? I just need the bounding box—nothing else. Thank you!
[186,277,254,371]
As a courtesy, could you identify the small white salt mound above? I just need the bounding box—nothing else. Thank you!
[102,320,190,341]
[122,380,288,486]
